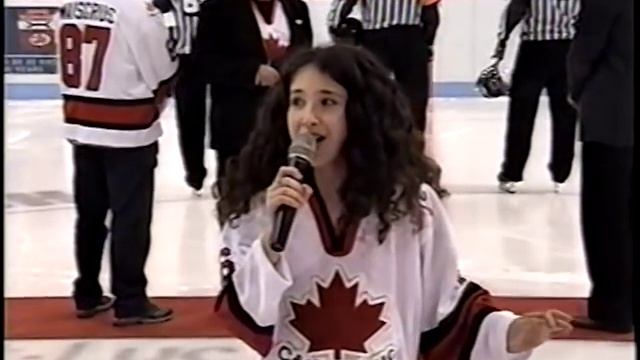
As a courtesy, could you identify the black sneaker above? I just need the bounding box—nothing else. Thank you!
[76,296,115,319]
[113,302,173,327]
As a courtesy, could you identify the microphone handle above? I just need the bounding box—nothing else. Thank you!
[269,205,296,252]
[268,155,313,253]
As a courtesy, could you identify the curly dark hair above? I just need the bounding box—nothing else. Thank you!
[216,44,443,242]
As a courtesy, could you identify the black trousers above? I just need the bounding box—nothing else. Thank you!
[581,141,633,328]
[72,142,158,317]
[216,149,236,180]
[361,25,430,132]
[499,40,577,183]
[175,54,210,188]
[210,86,267,180]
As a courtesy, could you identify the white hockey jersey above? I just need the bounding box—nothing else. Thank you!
[216,184,533,360]
[57,0,178,148]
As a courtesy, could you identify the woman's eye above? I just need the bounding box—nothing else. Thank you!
[321,98,337,106]
[290,97,305,107]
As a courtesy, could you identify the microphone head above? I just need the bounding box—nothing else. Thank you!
[288,133,317,163]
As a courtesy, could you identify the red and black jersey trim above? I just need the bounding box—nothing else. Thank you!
[214,279,274,357]
[308,193,360,257]
[419,281,500,360]
[63,74,177,131]
[63,94,160,130]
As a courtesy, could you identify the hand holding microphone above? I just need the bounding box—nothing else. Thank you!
[263,133,317,256]
[266,167,313,216]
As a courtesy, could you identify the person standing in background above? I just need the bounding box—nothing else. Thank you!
[327,0,448,198]
[58,0,177,325]
[194,0,312,182]
[153,0,209,193]
[328,0,441,134]
[493,0,579,194]
[421,0,440,66]
[567,0,634,334]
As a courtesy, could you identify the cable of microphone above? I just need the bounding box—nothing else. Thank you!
[269,133,317,253]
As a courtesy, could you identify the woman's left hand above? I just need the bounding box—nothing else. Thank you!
[507,310,574,353]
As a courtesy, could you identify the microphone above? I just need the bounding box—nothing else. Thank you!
[269,133,317,253]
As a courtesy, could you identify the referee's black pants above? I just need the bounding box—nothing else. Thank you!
[72,142,158,317]
[175,53,210,190]
[581,141,633,331]
[361,25,430,133]
[499,40,577,183]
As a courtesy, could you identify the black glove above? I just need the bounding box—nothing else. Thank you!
[330,0,361,44]
[152,0,174,13]
[329,17,363,45]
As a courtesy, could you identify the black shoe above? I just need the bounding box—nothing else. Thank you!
[572,316,633,334]
[76,296,115,319]
[186,173,205,192]
[113,302,173,327]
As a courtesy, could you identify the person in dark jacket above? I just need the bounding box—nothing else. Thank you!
[567,0,634,334]
[194,0,312,180]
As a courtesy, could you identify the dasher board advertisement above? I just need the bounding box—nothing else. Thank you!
[4,6,59,74]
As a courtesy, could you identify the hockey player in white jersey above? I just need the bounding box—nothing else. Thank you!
[58,0,177,325]
[214,45,573,359]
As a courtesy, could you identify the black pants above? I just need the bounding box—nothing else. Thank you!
[581,141,633,328]
[361,25,429,132]
[210,86,267,180]
[175,54,210,188]
[216,149,235,180]
[499,40,577,183]
[72,142,158,317]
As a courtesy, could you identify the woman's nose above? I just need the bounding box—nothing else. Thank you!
[300,105,319,127]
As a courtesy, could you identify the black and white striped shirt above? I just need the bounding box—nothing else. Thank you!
[161,0,203,55]
[498,0,580,41]
[327,0,423,31]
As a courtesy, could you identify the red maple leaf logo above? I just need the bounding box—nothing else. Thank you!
[289,272,387,359]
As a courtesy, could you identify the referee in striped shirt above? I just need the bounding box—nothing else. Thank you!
[328,0,441,134]
[154,0,209,192]
[493,0,580,194]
